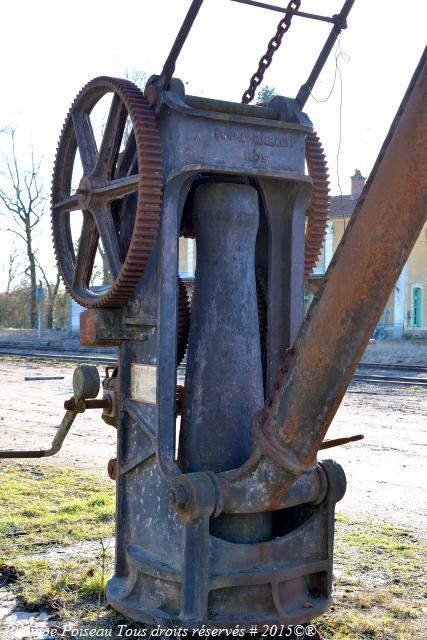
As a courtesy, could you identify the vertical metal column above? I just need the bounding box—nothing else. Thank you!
[178,182,272,542]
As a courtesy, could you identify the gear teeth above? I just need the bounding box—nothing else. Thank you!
[177,277,191,365]
[51,76,163,308]
[304,130,330,278]
[256,274,267,355]
[176,385,185,416]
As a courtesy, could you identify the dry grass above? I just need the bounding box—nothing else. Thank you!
[1,463,426,638]
[317,514,427,639]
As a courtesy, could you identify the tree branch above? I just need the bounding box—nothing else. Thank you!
[0,226,28,244]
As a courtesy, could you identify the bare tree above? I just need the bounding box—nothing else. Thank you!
[0,129,45,328]
[36,259,62,329]
[6,243,21,294]
[98,245,113,285]
[123,69,146,142]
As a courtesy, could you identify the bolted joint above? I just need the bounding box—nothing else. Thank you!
[167,472,221,520]
[144,74,164,108]
[63,396,86,413]
[64,398,76,411]
[63,396,111,412]
[168,485,190,512]
[332,13,348,30]
[107,457,117,481]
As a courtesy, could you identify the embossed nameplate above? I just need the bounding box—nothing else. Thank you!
[161,110,307,179]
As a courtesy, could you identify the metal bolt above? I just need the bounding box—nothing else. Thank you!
[168,485,189,511]
[107,457,117,480]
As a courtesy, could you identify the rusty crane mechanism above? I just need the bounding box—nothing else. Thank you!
[2,0,426,633]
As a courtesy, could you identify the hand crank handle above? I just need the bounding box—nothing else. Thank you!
[0,397,111,459]
[0,409,78,459]
[0,365,106,460]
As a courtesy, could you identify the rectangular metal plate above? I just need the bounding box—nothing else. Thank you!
[130,364,157,404]
[161,109,306,179]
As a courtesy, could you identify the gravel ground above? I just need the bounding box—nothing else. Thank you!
[0,347,426,532]
[320,380,426,533]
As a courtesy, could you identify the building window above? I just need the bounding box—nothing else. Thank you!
[412,286,423,328]
[178,238,196,279]
[186,239,195,277]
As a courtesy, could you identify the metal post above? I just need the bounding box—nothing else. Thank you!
[36,281,44,339]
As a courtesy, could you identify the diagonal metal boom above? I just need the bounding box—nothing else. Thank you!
[256,46,427,474]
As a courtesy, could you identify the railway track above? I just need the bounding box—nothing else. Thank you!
[1,348,427,387]
[0,348,117,366]
[355,362,427,386]
[354,373,427,387]
[359,361,427,374]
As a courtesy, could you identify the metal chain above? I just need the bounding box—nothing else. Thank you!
[241,0,302,104]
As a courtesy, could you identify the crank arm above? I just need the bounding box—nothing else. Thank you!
[0,409,78,459]
[0,365,112,460]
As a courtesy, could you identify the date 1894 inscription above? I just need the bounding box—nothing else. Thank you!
[214,127,296,149]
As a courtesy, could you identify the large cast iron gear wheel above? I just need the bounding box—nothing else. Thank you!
[51,76,162,308]
[304,130,330,278]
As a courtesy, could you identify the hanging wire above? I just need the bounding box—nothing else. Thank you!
[335,38,346,231]
[310,38,349,104]
[310,36,350,232]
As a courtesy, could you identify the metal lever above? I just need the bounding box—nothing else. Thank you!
[0,365,103,459]
[158,0,205,93]
[320,434,364,450]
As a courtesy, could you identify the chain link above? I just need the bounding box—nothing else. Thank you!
[241,0,302,104]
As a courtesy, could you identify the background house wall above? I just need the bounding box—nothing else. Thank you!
[326,170,427,337]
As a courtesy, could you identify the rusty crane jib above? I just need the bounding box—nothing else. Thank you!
[1,0,426,633]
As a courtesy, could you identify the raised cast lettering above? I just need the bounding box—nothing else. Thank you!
[214,127,296,149]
